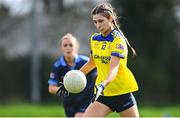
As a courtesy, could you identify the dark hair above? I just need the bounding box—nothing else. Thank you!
[91,2,136,57]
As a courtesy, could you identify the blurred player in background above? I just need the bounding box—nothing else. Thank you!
[79,2,139,117]
[48,33,97,117]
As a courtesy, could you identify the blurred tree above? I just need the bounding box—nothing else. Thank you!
[0,4,9,16]
[43,0,64,13]
[111,0,180,103]
[43,0,50,12]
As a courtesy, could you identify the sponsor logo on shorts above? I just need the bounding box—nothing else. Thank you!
[123,102,131,107]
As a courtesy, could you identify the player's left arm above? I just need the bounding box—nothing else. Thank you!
[80,56,96,75]
[91,56,120,102]
[48,85,59,94]
[102,36,126,87]
[102,56,120,86]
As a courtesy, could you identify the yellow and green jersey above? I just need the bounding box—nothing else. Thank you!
[90,29,138,96]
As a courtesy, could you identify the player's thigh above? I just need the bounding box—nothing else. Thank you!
[119,104,139,117]
[74,112,83,117]
[83,101,112,117]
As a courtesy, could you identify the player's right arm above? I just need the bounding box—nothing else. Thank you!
[48,60,64,96]
[80,56,96,75]
[80,34,97,75]
[48,66,60,95]
[48,85,60,94]
[49,84,68,97]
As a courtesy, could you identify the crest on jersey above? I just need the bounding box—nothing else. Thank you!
[116,44,124,50]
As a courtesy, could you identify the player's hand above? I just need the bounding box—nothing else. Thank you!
[56,82,69,98]
[91,83,105,103]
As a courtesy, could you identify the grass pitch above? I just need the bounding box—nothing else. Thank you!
[0,103,180,117]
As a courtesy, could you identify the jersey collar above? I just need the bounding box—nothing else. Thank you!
[60,54,80,67]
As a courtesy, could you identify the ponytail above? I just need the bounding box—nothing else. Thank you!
[113,20,136,57]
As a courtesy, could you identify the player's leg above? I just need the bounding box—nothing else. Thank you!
[119,104,139,117]
[116,93,139,117]
[73,100,91,117]
[83,101,112,117]
[74,112,83,117]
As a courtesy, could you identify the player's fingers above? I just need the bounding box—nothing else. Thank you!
[62,90,65,97]
[64,91,67,96]
[64,91,67,97]
[60,90,65,97]
[59,90,62,97]
[59,82,63,85]
[67,91,69,96]
[64,91,68,97]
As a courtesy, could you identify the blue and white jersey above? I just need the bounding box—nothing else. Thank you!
[48,55,97,106]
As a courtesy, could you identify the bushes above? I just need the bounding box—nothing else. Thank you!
[0,54,179,104]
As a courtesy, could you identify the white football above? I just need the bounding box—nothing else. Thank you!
[64,70,87,93]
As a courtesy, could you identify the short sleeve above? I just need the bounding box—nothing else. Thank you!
[111,36,127,59]
[48,65,60,85]
[90,34,95,55]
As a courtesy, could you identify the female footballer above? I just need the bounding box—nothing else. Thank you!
[48,33,97,117]
[79,2,139,117]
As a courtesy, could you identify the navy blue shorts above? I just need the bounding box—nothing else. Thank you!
[97,93,136,112]
[64,101,89,117]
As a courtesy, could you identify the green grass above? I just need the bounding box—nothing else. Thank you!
[0,103,65,117]
[109,106,180,117]
[0,103,180,117]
